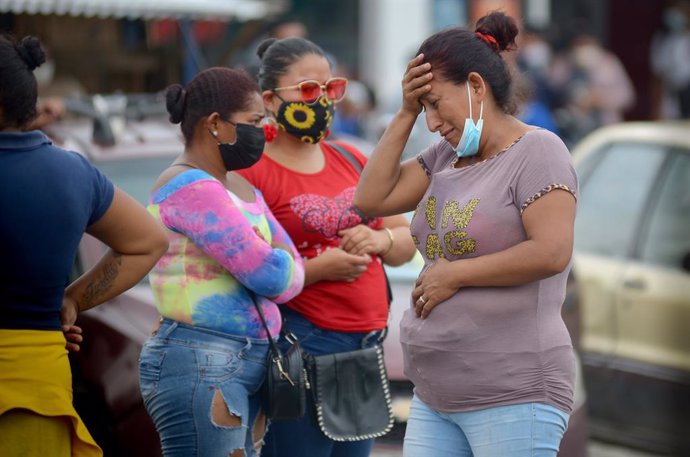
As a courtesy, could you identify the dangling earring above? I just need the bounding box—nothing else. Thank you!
[262,117,278,143]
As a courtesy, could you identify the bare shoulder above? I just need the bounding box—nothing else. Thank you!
[152,165,194,192]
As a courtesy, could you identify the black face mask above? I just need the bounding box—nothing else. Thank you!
[213,122,265,171]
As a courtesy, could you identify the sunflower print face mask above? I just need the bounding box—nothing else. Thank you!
[274,95,335,144]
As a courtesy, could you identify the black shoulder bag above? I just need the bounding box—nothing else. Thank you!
[307,335,394,441]
[249,290,307,421]
[302,142,394,441]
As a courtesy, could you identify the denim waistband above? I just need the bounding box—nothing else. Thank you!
[155,318,271,348]
[279,305,387,347]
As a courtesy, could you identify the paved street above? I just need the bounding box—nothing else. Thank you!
[371,439,665,457]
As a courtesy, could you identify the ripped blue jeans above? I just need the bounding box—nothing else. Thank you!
[139,318,269,457]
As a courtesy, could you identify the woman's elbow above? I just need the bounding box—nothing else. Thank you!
[352,194,376,217]
[254,253,300,297]
[149,228,170,260]
[384,242,417,267]
[544,248,572,276]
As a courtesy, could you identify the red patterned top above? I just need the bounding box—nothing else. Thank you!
[238,141,388,332]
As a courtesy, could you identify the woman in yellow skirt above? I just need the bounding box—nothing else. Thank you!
[0,34,169,456]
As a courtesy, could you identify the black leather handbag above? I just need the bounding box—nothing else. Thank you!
[250,291,306,421]
[308,343,394,441]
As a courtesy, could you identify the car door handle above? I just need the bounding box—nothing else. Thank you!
[622,278,646,290]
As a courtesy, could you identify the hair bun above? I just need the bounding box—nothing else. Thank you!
[15,36,46,71]
[475,11,519,52]
[165,84,187,124]
[256,38,277,60]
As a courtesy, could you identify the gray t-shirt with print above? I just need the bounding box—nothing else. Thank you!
[401,129,578,414]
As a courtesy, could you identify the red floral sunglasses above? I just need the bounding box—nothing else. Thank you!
[272,77,348,105]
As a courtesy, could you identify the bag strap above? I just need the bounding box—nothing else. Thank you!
[327,141,394,326]
[247,290,282,358]
[328,141,363,174]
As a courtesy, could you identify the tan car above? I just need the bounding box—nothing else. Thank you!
[570,121,690,455]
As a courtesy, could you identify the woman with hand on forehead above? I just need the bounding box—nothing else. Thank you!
[238,37,416,457]
[354,11,578,457]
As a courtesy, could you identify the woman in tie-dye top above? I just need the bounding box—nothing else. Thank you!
[139,67,304,457]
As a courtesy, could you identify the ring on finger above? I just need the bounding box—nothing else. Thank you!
[417,295,427,304]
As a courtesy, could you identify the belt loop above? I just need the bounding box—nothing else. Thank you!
[157,318,178,339]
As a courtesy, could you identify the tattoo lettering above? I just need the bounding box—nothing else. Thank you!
[81,252,122,310]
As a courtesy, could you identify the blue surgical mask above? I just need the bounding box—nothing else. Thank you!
[455,82,483,158]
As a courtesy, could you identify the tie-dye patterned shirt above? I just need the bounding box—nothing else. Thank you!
[148,169,304,338]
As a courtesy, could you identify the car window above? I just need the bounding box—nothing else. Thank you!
[639,151,690,271]
[96,157,173,205]
[575,142,667,258]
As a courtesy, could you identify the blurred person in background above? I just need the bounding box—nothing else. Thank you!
[139,67,304,457]
[516,27,557,109]
[515,28,559,134]
[354,11,578,457]
[0,34,168,457]
[240,36,416,457]
[550,34,635,147]
[231,16,309,80]
[650,0,690,119]
[330,78,375,138]
[329,78,379,154]
[514,73,559,134]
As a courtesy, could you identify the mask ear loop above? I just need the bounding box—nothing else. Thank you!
[466,82,473,121]
[466,81,484,124]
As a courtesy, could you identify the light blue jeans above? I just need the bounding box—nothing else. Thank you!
[403,395,569,457]
[139,318,269,457]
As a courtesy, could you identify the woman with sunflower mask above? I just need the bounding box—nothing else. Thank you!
[237,37,416,457]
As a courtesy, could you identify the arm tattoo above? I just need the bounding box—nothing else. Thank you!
[80,252,123,310]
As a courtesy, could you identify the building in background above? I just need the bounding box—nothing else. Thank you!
[0,0,287,93]
[0,0,667,120]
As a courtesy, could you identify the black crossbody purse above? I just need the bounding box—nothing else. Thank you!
[300,142,395,441]
[249,290,307,421]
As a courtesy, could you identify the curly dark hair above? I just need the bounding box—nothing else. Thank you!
[165,67,260,144]
[0,34,46,129]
